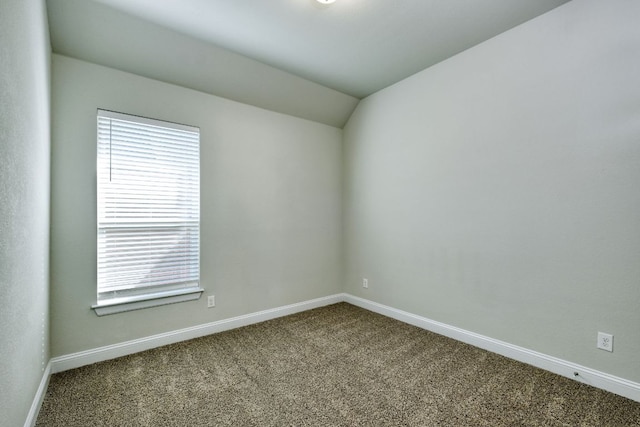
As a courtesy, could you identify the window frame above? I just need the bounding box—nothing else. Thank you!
[92,109,203,316]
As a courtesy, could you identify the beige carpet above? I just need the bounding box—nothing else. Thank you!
[37,303,640,426]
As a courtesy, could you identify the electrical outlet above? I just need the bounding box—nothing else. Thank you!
[207,295,215,308]
[597,332,613,352]
[362,278,368,289]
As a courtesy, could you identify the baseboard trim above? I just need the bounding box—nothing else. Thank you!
[46,292,640,404]
[343,294,640,403]
[50,294,343,374]
[24,361,51,427]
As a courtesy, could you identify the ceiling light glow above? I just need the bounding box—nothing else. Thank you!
[316,0,336,4]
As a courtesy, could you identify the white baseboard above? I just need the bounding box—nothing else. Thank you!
[45,292,639,405]
[24,361,51,427]
[50,294,343,374]
[343,294,640,403]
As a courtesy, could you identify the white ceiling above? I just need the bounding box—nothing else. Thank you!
[46,0,571,127]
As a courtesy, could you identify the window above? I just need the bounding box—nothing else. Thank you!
[93,110,202,316]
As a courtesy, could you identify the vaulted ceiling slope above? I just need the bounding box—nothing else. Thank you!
[46,0,570,128]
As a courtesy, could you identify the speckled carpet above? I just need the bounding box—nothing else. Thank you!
[37,303,640,426]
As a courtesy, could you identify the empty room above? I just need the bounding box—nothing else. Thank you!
[1,0,639,425]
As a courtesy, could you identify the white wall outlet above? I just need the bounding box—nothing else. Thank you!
[207,295,215,308]
[362,278,368,288]
[597,332,613,352]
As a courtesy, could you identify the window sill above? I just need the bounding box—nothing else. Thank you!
[92,287,204,316]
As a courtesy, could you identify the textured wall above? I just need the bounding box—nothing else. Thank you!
[50,55,342,356]
[0,0,51,425]
[343,0,640,382]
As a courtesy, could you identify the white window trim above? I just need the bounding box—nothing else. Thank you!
[93,109,202,316]
[92,288,204,316]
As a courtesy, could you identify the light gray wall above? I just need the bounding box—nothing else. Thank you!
[343,0,640,382]
[50,55,342,356]
[0,0,51,425]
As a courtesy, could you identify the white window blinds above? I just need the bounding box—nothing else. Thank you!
[97,110,200,306]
